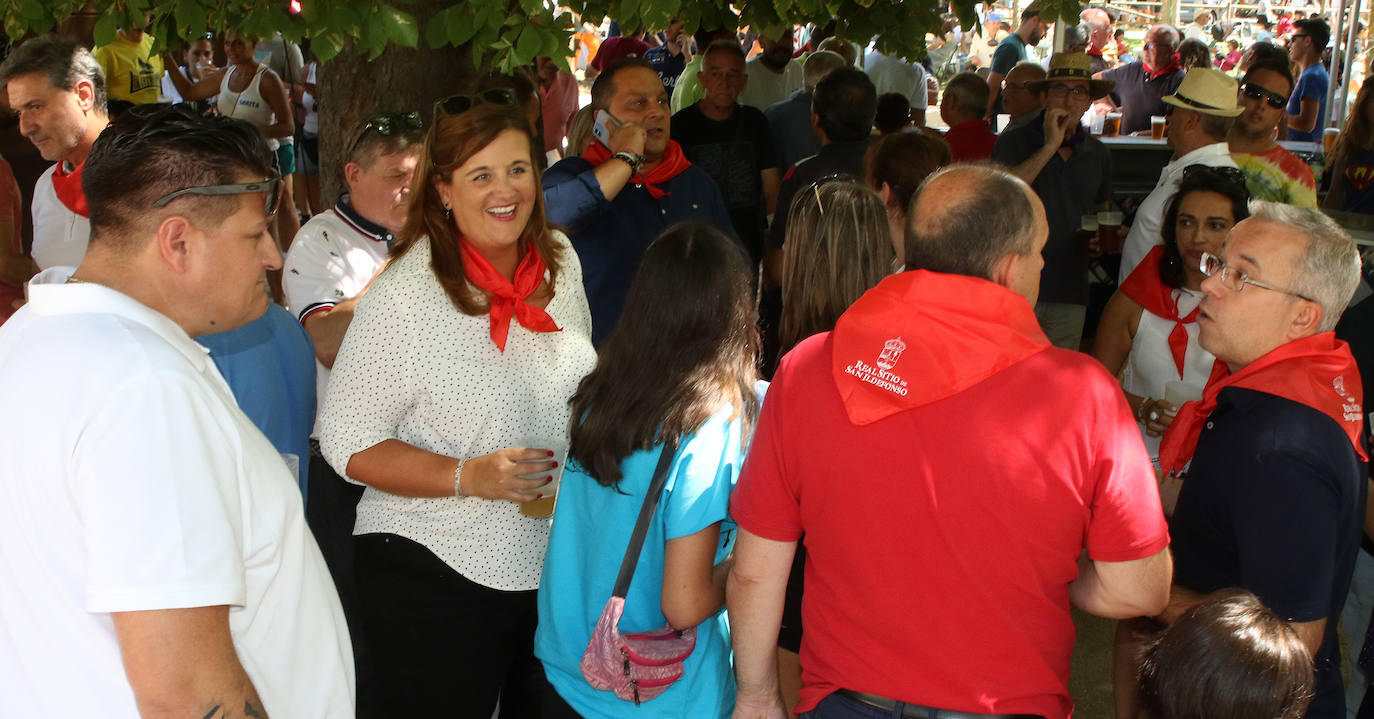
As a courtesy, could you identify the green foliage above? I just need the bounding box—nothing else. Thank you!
[1,0,1085,68]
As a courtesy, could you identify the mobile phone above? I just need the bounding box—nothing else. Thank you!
[592,109,620,148]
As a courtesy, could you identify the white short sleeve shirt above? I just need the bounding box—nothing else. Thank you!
[0,268,354,717]
[319,231,597,591]
[31,163,91,270]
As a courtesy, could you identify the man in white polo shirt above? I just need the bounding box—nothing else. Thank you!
[283,111,422,713]
[0,35,110,270]
[0,104,353,717]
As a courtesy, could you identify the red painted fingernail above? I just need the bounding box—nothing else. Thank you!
[535,494,543,499]
[544,477,553,485]
[551,461,558,468]
[547,450,555,457]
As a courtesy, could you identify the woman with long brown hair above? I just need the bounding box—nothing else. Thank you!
[1324,76,1374,214]
[318,96,596,717]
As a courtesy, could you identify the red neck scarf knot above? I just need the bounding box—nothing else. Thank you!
[459,237,560,352]
[1120,246,1201,378]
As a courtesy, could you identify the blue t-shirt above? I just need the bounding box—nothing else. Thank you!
[199,303,317,496]
[535,404,750,719]
[1288,63,1329,142]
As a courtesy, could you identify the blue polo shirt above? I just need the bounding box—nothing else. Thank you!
[1171,386,1366,718]
[543,156,735,345]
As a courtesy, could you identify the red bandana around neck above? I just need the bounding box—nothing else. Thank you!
[830,271,1051,425]
[1119,245,1200,378]
[581,139,692,199]
[459,238,561,352]
[1158,332,1367,477]
[51,160,89,218]
[1145,58,1181,80]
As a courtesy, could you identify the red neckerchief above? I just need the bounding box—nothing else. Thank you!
[1159,332,1367,477]
[830,270,1050,425]
[1119,245,1200,378]
[1144,58,1181,80]
[581,140,692,199]
[51,160,89,218]
[458,238,560,352]
[1087,46,1105,57]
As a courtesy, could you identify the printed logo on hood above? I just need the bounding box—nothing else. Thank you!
[843,336,910,398]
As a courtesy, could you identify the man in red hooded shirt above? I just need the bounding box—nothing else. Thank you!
[727,164,1172,719]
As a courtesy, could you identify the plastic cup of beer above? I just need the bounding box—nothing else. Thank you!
[517,444,567,519]
[1151,115,1167,140]
[1163,381,1203,418]
[1080,214,1101,254]
[1089,112,1105,135]
[1324,127,1341,154]
[1103,112,1123,137]
[1097,210,1125,254]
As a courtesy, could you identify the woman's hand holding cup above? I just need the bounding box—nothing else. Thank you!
[462,448,557,503]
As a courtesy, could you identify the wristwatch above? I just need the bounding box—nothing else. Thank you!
[611,151,644,174]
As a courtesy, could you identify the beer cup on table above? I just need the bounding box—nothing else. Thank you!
[1151,115,1167,140]
[1097,210,1124,254]
[1325,127,1341,154]
[1089,112,1105,135]
[1103,112,1122,137]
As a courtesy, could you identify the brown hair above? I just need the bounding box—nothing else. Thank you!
[864,130,952,215]
[1329,77,1374,168]
[390,102,561,315]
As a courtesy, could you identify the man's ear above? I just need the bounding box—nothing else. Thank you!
[991,252,1017,290]
[1289,299,1325,339]
[155,215,195,273]
[344,161,362,189]
[74,80,97,114]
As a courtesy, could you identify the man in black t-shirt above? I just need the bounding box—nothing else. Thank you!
[671,39,780,265]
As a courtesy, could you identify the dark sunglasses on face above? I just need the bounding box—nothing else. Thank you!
[152,175,282,217]
[1240,83,1288,108]
[345,111,424,163]
[434,88,518,118]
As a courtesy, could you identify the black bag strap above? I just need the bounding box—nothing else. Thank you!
[610,436,681,598]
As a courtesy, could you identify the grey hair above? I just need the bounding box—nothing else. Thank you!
[0,34,107,115]
[905,163,1038,280]
[1247,201,1361,332]
[803,51,847,93]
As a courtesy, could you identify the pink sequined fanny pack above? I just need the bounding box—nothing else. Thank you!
[580,438,696,705]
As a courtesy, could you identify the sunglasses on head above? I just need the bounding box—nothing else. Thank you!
[1180,163,1250,195]
[345,111,424,163]
[1240,83,1288,109]
[152,175,282,217]
[434,88,518,118]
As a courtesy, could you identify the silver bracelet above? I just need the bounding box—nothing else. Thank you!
[454,458,468,499]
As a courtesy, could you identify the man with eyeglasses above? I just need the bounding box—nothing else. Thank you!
[1229,55,1318,207]
[0,104,354,716]
[1094,25,1184,135]
[993,52,1115,349]
[1120,68,1241,283]
[1158,202,1365,719]
[985,1,1052,120]
[0,35,110,272]
[1286,18,1330,142]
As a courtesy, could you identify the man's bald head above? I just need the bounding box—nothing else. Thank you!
[905,164,1042,283]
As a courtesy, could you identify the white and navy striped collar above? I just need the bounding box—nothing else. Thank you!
[333,194,394,245]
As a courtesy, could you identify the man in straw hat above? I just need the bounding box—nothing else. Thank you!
[992,52,1115,350]
[1119,67,1241,282]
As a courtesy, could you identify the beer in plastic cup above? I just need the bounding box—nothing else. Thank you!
[1089,112,1104,135]
[1097,210,1125,254]
[1163,381,1203,418]
[1325,127,1341,154]
[1103,112,1122,137]
[1151,115,1167,140]
[518,445,567,519]
[1080,214,1101,254]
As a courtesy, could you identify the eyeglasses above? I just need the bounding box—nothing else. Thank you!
[344,111,424,164]
[1144,42,1178,52]
[1046,83,1091,99]
[434,88,518,118]
[1181,163,1249,190]
[152,174,282,217]
[1240,83,1288,109]
[1199,251,1316,302]
[1291,33,1311,41]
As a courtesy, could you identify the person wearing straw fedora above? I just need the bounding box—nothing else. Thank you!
[1119,68,1241,283]
[992,52,1115,350]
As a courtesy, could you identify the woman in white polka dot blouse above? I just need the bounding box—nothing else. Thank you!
[319,97,597,717]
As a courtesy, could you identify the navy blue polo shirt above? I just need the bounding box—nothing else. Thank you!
[1171,386,1366,719]
[1099,61,1184,135]
[542,157,735,345]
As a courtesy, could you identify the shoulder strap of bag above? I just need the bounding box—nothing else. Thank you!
[610,435,681,598]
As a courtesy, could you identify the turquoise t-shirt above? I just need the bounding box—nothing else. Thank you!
[535,404,746,719]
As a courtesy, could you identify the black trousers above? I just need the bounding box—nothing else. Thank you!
[355,533,543,718]
[540,676,584,719]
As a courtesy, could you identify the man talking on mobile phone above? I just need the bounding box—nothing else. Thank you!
[543,57,734,345]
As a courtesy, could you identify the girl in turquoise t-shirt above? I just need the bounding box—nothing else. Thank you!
[535,222,762,719]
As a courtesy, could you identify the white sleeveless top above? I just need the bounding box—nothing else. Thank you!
[1121,288,1215,465]
[217,64,280,151]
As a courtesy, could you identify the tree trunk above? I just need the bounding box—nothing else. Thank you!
[318,2,476,207]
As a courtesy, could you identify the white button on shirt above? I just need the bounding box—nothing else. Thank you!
[319,231,597,591]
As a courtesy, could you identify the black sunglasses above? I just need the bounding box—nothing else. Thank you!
[152,175,282,217]
[1240,83,1287,109]
[345,111,423,163]
[434,88,518,118]
[1181,164,1250,195]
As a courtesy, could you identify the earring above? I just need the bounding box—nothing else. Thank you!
[443,201,452,220]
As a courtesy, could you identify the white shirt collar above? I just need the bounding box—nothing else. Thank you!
[26,266,213,370]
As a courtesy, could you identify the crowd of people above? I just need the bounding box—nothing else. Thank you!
[0,7,1373,719]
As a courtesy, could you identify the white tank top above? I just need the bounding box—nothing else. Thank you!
[1121,288,1215,465]
[217,64,280,151]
